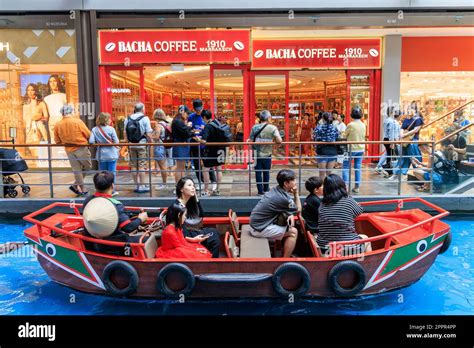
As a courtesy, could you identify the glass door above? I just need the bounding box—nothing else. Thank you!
[250,71,289,164]
[99,66,144,140]
[210,65,249,168]
[346,70,379,158]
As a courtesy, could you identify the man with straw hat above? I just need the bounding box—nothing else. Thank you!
[83,171,148,243]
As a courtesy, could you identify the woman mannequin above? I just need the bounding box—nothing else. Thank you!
[299,113,313,157]
[23,84,50,149]
[44,75,67,142]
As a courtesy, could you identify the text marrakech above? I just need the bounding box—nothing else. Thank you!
[18,322,56,342]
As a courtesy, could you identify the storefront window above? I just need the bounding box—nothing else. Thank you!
[288,70,346,162]
[109,69,141,140]
[212,68,244,164]
[146,65,210,117]
[0,29,78,167]
[401,71,474,143]
[253,74,287,160]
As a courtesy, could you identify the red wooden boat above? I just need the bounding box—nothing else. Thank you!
[23,198,452,299]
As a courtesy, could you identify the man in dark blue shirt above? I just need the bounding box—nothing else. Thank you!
[188,99,206,185]
[188,99,216,189]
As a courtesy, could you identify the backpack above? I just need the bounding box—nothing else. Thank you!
[125,115,145,143]
[158,121,173,149]
[210,120,233,145]
[433,152,459,184]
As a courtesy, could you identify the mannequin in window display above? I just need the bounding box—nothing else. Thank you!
[23,83,50,157]
[298,113,314,159]
[44,75,67,142]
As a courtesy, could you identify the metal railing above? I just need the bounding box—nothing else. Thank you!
[0,137,472,199]
[420,100,473,131]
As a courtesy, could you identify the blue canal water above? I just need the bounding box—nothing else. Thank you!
[0,216,472,316]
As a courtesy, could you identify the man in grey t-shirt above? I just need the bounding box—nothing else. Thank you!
[250,169,302,258]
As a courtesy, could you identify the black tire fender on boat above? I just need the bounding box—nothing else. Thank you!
[102,260,139,297]
[272,262,311,298]
[439,232,452,255]
[157,263,195,298]
[328,261,366,297]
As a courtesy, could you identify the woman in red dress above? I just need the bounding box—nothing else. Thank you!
[155,202,212,259]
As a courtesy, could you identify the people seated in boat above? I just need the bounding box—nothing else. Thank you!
[174,176,221,258]
[317,174,372,257]
[82,171,148,249]
[155,202,212,259]
[302,176,323,235]
[249,169,302,258]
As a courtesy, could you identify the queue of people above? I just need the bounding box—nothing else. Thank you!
[52,97,470,199]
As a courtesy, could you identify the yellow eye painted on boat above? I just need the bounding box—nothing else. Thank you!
[416,240,428,254]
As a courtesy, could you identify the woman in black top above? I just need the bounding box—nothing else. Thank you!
[317,174,372,257]
[172,105,195,183]
[173,176,221,258]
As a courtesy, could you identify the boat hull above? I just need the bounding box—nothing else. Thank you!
[30,235,446,299]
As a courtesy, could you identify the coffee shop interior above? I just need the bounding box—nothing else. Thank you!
[108,65,369,164]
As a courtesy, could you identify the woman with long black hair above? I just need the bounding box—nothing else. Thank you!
[316,174,371,257]
[172,176,221,257]
[23,83,50,143]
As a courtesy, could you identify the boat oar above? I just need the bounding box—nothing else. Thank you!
[0,241,28,255]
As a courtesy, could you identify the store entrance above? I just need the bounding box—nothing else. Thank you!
[346,70,380,159]
[99,65,380,167]
[100,66,143,141]
[250,71,289,164]
[211,65,250,167]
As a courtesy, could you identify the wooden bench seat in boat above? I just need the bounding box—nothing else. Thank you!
[228,209,241,242]
[224,231,240,258]
[143,234,158,259]
[239,225,271,258]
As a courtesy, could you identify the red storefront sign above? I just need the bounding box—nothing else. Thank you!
[99,30,250,64]
[252,38,381,69]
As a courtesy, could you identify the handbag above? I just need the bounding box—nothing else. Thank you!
[251,124,268,151]
[402,119,417,148]
[336,137,347,155]
[97,127,120,151]
[274,212,290,227]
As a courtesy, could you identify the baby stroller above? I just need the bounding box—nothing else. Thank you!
[0,148,30,198]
